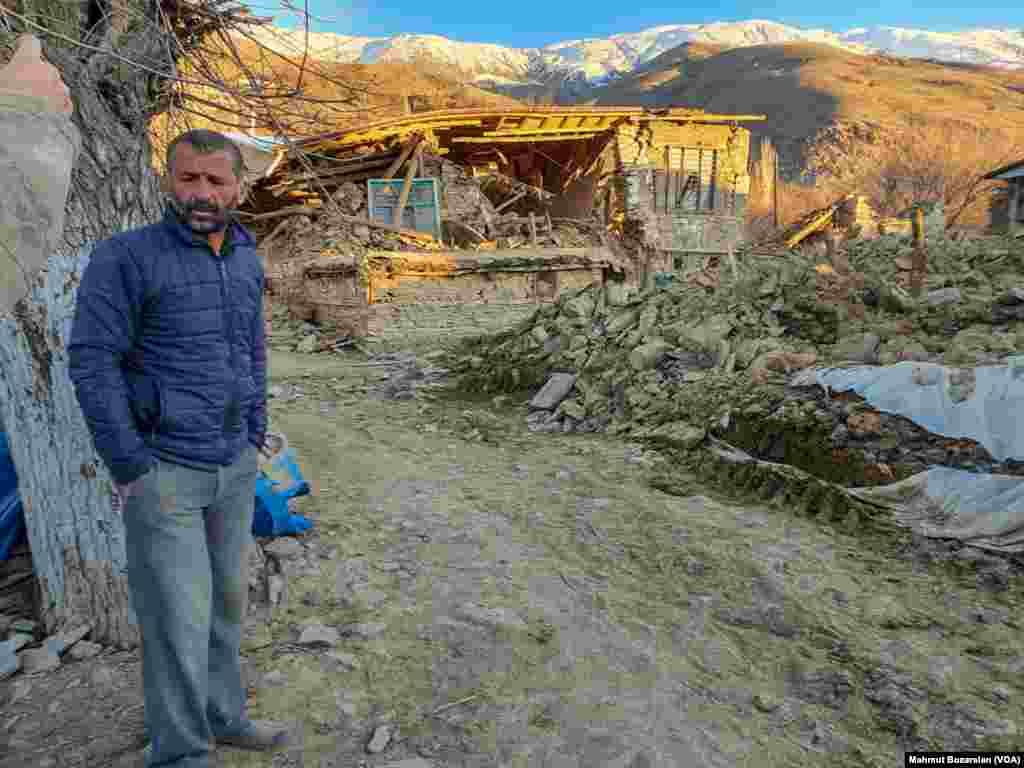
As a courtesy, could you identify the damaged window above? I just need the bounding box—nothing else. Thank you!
[652,147,718,214]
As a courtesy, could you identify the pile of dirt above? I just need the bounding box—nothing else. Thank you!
[446,232,1024,489]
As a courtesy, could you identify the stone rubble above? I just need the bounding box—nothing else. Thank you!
[446,232,1024,492]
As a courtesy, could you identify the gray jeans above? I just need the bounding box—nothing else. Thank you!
[124,444,259,768]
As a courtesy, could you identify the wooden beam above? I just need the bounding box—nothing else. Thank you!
[1010,180,1021,237]
[382,134,423,180]
[450,133,604,144]
[268,156,397,189]
[494,191,526,214]
[393,144,422,227]
[238,205,437,241]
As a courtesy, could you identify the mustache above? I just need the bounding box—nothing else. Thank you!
[185,199,221,213]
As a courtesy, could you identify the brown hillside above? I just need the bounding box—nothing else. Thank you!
[586,41,1024,176]
[150,35,520,167]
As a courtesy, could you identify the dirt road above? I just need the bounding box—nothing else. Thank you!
[2,345,1022,767]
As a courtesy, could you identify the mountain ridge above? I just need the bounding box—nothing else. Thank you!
[246,19,1024,98]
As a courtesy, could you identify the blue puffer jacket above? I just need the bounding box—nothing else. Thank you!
[68,208,267,486]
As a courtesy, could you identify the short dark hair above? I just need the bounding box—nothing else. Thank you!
[166,129,244,179]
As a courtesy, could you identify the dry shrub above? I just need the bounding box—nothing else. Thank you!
[804,120,1024,230]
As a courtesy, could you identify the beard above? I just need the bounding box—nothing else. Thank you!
[169,193,237,235]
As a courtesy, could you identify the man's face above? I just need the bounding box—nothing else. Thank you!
[167,142,242,235]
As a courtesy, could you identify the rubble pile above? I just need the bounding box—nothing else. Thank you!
[265,305,363,355]
[260,163,608,266]
[447,233,1024,488]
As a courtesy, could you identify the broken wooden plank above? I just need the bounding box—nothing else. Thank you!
[239,206,436,242]
[268,156,397,189]
[494,191,526,214]
[382,134,423,180]
[393,144,422,227]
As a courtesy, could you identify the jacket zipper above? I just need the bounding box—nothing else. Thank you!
[216,254,240,435]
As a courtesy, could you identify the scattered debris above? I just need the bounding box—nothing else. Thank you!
[448,231,1024,491]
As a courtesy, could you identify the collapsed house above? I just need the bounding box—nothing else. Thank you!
[242,106,764,342]
[753,194,947,258]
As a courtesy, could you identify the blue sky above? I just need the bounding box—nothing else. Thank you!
[250,0,1024,46]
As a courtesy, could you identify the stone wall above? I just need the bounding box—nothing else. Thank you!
[315,300,543,344]
[281,255,608,340]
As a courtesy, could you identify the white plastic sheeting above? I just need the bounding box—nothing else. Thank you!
[815,360,1024,462]
[797,360,1024,553]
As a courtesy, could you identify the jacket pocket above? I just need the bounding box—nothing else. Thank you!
[123,369,164,434]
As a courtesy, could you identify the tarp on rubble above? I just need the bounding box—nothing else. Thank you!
[807,360,1024,553]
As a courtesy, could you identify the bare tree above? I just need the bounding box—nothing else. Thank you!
[804,120,1024,229]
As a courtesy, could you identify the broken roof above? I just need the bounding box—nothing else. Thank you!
[274,105,766,158]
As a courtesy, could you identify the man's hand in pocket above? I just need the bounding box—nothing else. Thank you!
[111,469,150,514]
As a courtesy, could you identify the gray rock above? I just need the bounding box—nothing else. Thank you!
[325,652,361,672]
[381,759,435,768]
[999,288,1024,304]
[927,655,961,687]
[363,589,388,610]
[1,643,20,681]
[267,574,287,609]
[366,723,394,754]
[629,339,672,371]
[50,623,92,657]
[336,688,358,719]
[89,664,117,690]
[992,685,1011,704]
[529,373,577,410]
[343,622,387,640]
[452,602,527,631]
[685,558,706,577]
[261,669,288,687]
[927,287,962,306]
[790,668,853,710]
[301,591,322,608]
[752,693,780,712]
[19,647,61,674]
[298,623,341,647]
[525,410,550,424]
[264,538,305,561]
[268,384,286,399]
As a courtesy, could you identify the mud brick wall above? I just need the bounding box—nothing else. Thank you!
[658,215,745,254]
[366,301,542,342]
[305,266,605,341]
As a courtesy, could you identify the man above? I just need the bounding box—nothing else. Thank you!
[68,129,288,768]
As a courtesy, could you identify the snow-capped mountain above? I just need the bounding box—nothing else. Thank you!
[246,19,1024,92]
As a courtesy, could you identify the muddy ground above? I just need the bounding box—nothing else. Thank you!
[2,341,1023,767]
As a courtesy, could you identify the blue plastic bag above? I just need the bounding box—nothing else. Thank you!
[253,474,313,537]
[0,431,27,561]
[252,432,313,538]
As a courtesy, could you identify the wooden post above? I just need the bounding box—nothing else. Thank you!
[382,135,421,180]
[773,149,780,229]
[1011,180,1021,238]
[910,207,927,296]
[393,145,421,227]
